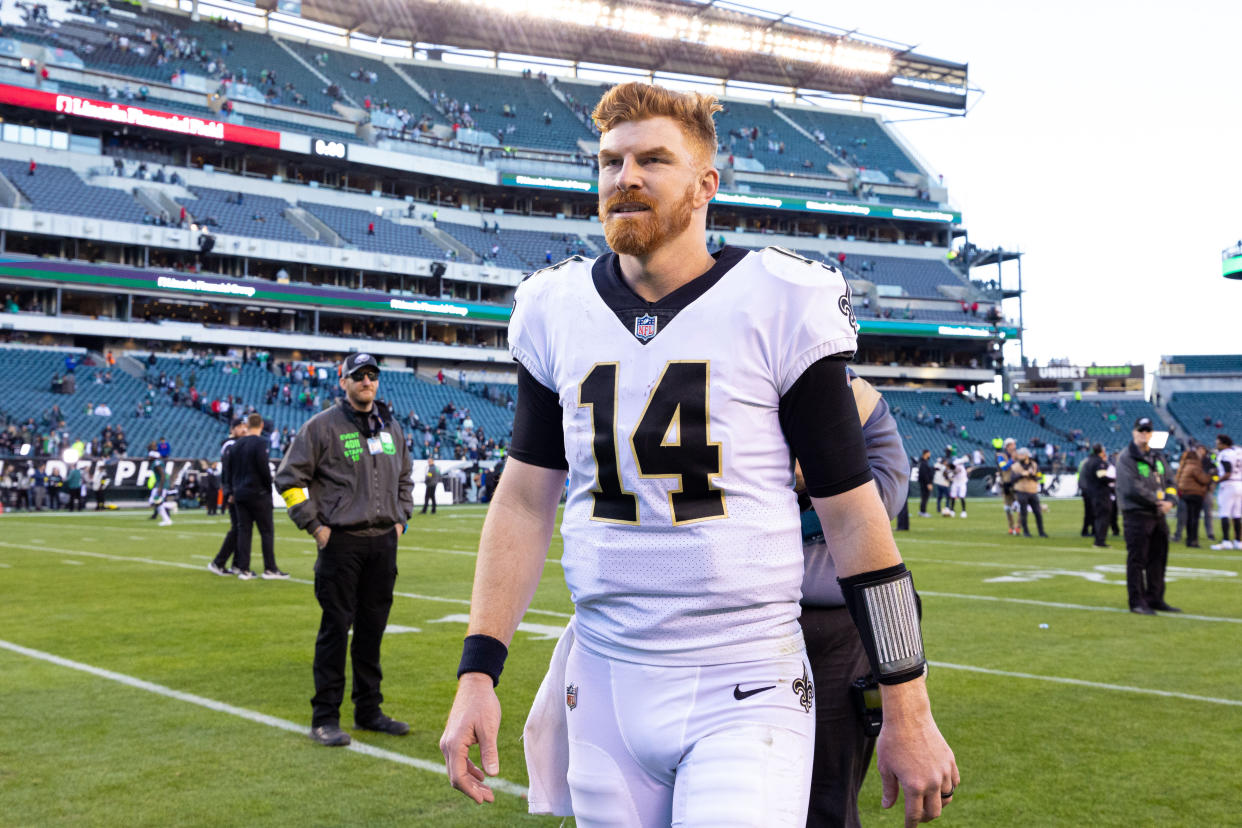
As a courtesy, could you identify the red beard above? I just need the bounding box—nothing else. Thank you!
[599,184,696,256]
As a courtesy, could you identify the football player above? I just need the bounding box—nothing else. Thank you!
[1213,434,1242,549]
[440,81,957,827]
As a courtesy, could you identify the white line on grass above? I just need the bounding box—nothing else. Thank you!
[0,638,528,797]
[919,590,1242,624]
[905,536,1242,562]
[61,560,83,566]
[0,541,572,619]
[930,661,1242,707]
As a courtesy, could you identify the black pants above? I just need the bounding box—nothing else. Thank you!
[919,485,931,514]
[422,485,436,513]
[1081,495,1093,536]
[234,496,275,573]
[934,485,948,512]
[311,529,398,727]
[1123,511,1169,610]
[1015,491,1045,536]
[1182,495,1204,545]
[67,489,83,512]
[211,502,239,569]
[94,490,105,510]
[799,605,873,828]
[1089,493,1111,546]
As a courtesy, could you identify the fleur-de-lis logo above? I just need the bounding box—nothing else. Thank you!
[792,664,814,713]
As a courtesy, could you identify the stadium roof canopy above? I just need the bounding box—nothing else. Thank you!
[258,0,968,110]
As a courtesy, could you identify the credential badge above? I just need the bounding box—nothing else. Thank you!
[566,683,578,711]
[634,313,658,342]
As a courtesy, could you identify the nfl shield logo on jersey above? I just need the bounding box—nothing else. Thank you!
[566,683,579,711]
[633,313,658,342]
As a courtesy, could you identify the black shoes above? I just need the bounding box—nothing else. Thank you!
[355,713,410,736]
[1093,543,1110,548]
[1186,541,1201,548]
[309,724,351,747]
[1039,533,1050,538]
[1130,605,1156,615]
[1151,602,1183,613]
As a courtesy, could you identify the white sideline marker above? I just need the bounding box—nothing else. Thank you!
[0,638,529,797]
[930,661,1242,707]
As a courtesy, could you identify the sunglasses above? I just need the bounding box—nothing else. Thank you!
[349,370,379,382]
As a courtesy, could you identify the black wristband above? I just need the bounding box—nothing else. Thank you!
[457,634,509,687]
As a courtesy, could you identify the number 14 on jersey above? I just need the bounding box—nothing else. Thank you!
[578,361,727,526]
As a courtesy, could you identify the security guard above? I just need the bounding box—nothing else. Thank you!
[1115,417,1179,614]
[275,353,414,747]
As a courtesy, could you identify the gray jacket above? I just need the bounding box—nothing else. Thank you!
[275,400,414,536]
[801,392,909,607]
[1115,441,1174,515]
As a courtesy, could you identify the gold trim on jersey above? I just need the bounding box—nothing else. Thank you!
[577,361,640,525]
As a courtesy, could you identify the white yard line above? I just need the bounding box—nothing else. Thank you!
[919,590,1242,624]
[0,638,528,797]
[930,661,1242,707]
[904,535,1242,562]
[0,541,571,619]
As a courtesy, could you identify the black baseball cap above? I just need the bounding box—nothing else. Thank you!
[230,415,245,427]
[342,352,380,375]
[1134,417,1153,431]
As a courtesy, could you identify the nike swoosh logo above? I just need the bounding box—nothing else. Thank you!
[733,684,776,700]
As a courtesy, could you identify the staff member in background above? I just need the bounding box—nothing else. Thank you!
[230,412,286,582]
[916,449,933,517]
[798,373,909,828]
[1116,417,1179,614]
[208,417,247,577]
[275,353,414,748]
[1011,447,1049,538]
[422,460,441,514]
[1081,444,1112,547]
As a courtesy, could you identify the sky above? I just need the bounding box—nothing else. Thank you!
[752,0,1242,380]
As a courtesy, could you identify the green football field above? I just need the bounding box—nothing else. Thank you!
[1,501,1239,827]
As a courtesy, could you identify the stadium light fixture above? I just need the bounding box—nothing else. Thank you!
[455,0,893,73]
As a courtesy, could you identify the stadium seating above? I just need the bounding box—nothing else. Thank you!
[1166,392,1242,448]
[0,159,151,223]
[281,41,441,125]
[298,202,446,259]
[781,108,920,179]
[1165,355,1242,374]
[398,63,595,153]
[714,98,831,174]
[838,253,967,299]
[436,221,525,270]
[1030,398,1179,457]
[180,186,315,244]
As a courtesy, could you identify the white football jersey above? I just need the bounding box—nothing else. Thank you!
[1219,446,1242,482]
[510,246,858,665]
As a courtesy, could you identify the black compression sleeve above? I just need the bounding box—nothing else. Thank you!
[508,364,569,470]
[779,356,873,498]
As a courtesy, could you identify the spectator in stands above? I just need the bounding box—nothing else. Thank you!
[28,159,35,177]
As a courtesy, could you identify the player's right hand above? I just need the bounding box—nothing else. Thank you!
[440,672,502,803]
[314,526,331,548]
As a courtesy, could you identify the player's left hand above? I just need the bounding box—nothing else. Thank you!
[876,682,959,826]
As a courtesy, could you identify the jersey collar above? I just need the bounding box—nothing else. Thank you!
[591,245,749,345]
